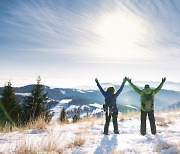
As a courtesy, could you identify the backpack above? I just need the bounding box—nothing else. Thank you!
[141,92,154,111]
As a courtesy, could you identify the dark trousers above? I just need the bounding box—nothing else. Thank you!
[141,110,156,135]
[104,112,118,134]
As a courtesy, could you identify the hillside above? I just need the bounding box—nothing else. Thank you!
[1,83,180,118]
[0,110,180,153]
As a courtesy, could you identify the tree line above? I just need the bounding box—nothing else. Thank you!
[0,76,52,127]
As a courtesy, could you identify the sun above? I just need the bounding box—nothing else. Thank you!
[91,10,147,61]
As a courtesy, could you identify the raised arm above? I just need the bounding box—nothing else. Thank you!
[95,78,106,97]
[154,77,166,94]
[114,78,126,97]
[126,77,141,94]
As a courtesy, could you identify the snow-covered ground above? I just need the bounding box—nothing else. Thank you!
[0,111,180,154]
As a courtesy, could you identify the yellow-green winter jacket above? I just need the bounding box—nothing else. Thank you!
[129,81,164,111]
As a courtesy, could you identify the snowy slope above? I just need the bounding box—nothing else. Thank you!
[50,99,72,121]
[0,111,180,153]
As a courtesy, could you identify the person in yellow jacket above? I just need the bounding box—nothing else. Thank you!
[126,77,166,135]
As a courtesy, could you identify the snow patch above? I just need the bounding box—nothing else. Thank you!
[59,99,72,104]
[125,104,138,109]
[76,89,85,93]
[89,103,103,109]
[15,93,31,96]
[60,90,66,94]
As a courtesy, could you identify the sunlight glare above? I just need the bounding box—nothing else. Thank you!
[92,11,147,61]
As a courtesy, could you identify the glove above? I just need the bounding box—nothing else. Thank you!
[123,77,126,83]
[162,77,166,83]
[95,78,99,84]
[126,77,131,83]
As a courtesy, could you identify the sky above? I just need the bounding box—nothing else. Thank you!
[0,0,180,88]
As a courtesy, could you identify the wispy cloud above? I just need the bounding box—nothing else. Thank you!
[1,0,180,62]
[0,1,101,60]
[121,0,180,60]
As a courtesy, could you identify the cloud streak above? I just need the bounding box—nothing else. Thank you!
[1,0,180,62]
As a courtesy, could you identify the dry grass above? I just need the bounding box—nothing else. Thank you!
[0,123,18,133]
[156,117,172,126]
[154,139,180,153]
[77,115,95,123]
[178,141,180,148]
[15,141,37,154]
[118,112,139,121]
[42,139,64,153]
[166,112,180,119]
[110,149,121,154]
[26,117,48,130]
[17,117,48,133]
[15,136,64,154]
[0,117,48,134]
[66,129,86,149]
[74,128,87,136]
[154,139,174,152]
[158,109,180,114]
[156,109,180,118]
[66,135,85,148]
[75,115,103,127]
[58,120,69,125]
[155,110,180,126]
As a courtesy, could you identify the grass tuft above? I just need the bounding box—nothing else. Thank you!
[156,117,172,126]
[118,112,139,121]
[15,136,64,154]
[66,134,86,149]
[110,148,121,154]
[15,141,37,154]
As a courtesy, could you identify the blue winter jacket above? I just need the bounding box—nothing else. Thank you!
[97,82,125,112]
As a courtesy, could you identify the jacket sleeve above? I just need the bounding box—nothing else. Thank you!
[129,82,141,94]
[115,81,125,97]
[97,82,106,97]
[154,81,164,94]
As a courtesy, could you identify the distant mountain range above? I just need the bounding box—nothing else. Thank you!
[0,82,180,117]
[76,81,180,92]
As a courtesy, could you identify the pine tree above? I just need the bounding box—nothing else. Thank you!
[59,108,67,123]
[22,76,52,124]
[0,82,20,126]
[86,112,89,118]
[72,111,81,123]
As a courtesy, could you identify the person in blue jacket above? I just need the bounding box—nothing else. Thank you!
[95,78,126,135]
